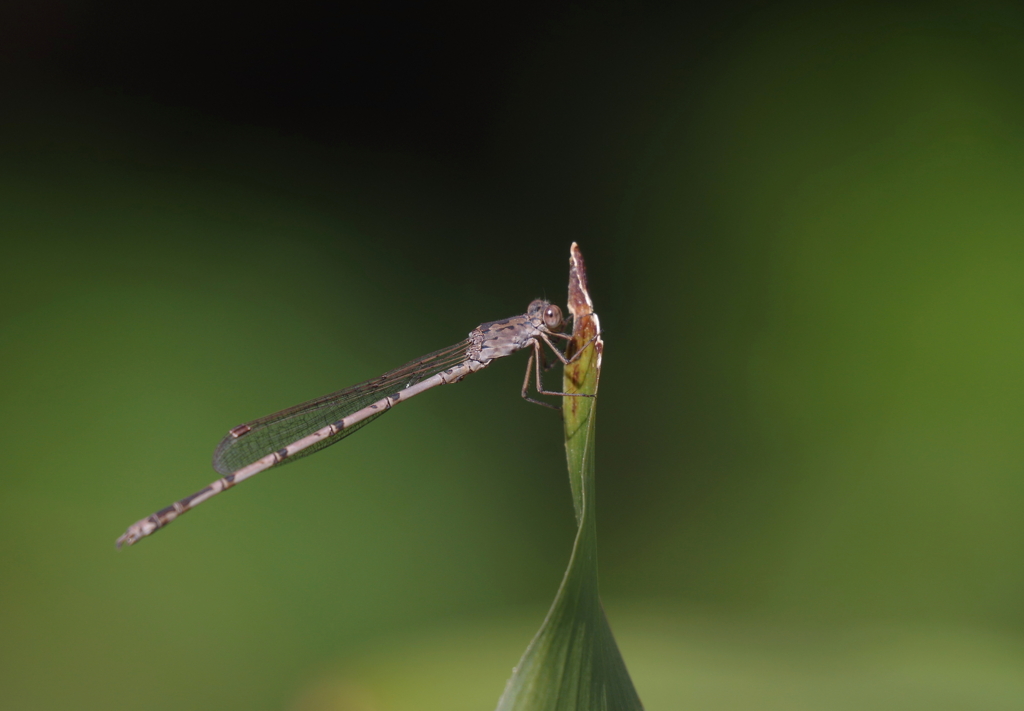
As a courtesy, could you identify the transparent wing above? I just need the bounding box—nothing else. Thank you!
[211,340,473,474]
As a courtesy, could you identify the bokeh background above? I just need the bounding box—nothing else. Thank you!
[2,2,1023,709]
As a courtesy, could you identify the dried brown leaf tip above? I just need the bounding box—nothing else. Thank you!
[566,242,603,372]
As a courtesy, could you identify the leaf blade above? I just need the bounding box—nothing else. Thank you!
[495,244,643,711]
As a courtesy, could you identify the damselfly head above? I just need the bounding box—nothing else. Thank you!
[529,299,564,332]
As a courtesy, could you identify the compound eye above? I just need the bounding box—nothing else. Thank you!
[543,304,563,330]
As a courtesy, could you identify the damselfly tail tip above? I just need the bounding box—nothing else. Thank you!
[115,520,152,549]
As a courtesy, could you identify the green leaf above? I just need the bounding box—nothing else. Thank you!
[495,244,644,711]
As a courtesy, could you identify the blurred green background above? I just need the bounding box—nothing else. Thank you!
[2,2,1023,709]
